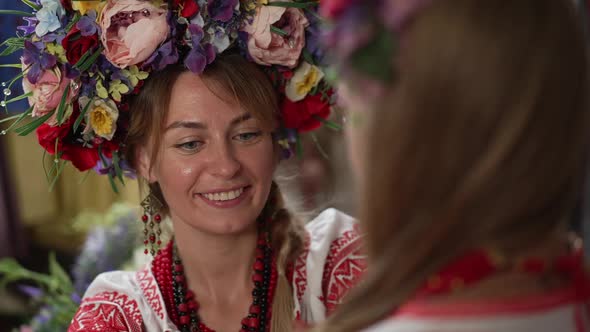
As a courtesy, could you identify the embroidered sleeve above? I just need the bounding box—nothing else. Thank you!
[68,291,145,332]
[320,224,367,316]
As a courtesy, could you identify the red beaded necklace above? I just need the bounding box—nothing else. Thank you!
[152,231,277,332]
[414,247,590,299]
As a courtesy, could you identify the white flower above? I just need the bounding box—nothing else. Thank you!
[80,97,119,140]
[35,0,65,37]
[285,62,325,102]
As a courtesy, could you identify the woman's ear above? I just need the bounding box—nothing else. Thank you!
[136,146,157,183]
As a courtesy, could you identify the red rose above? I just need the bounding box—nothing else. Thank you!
[174,0,200,18]
[61,27,99,65]
[281,92,332,132]
[60,0,73,11]
[320,0,356,19]
[36,113,118,171]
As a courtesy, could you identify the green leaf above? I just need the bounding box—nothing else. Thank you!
[73,49,92,68]
[5,106,34,133]
[48,157,65,192]
[350,27,397,83]
[77,47,103,72]
[112,151,124,184]
[0,45,21,57]
[310,133,329,160]
[313,115,342,131]
[108,173,119,194]
[56,84,71,125]
[0,64,22,68]
[270,26,288,37]
[0,10,35,16]
[15,110,55,136]
[73,99,92,133]
[302,49,315,66]
[48,252,73,292]
[3,91,32,105]
[0,113,22,124]
[21,0,41,11]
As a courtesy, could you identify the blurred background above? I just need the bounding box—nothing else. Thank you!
[0,0,588,331]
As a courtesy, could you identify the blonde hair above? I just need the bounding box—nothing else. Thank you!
[124,53,305,332]
[320,0,590,331]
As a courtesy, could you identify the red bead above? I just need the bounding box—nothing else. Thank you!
[188,300,199,310]
[175,275,185,283]
[144,249,148,255]
[258,238,266,246]
[252,273,264,282]
[157,240,162,245]
[247,317,260,328]
[250,305,261,314]
[174,265,184,272]
[254,260,264,271]
[144,240,149,245]
[178,303,188,313]
[179,315,190,325]
[256,248,264,259]
[141,215,148,222]
[185,291,194,300]
[155,214,162,223]
[149,234,156,243]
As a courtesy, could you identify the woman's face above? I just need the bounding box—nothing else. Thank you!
[139,72,277,236]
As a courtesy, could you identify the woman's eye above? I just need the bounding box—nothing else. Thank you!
[175,141,203,152]
[234,131,262,142]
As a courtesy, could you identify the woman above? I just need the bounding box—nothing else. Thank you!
[68,52,364,332]
[319,0,589,331]
[0,0,365,331]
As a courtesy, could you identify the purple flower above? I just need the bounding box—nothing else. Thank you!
[17,17,38,35]
[93,155,137,179]
[18,285,43,299]
[184,24,215,73]
[41,33,64,44]
[76,11,100,36]
[144,40,179,71]
[22,40,57,84]
[207,0,238,22]
[70,292,81,304]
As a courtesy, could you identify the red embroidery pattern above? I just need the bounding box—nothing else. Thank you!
[136,266,165,320]
[321,224,366,315]
[294,232,311,304]
[68,291,144,332]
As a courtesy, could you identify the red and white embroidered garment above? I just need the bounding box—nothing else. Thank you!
[69,208,366,332]
[364,287,590,332]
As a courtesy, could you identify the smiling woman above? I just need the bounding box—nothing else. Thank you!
[68,52,366,332]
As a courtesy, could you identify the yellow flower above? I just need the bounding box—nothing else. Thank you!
[285,62,325,102]
[46,43,67,63]
[72,1,104,16]
[244,0,268,11]
[122,65,149,88]
[80,97,119,140]
[96,80,108,99]
[108,79,130,102]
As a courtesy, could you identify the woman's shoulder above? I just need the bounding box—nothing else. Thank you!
[304,208,362,249]
[294,208,366,322]
[69,264,172,332]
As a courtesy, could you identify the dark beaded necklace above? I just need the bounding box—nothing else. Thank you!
[153,228,277,332]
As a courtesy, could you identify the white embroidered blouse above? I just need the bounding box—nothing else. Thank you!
[68,208,365,332]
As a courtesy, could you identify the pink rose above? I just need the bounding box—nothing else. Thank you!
[100,0,169,68]
[22,62,76,126]
[242,6,309,68]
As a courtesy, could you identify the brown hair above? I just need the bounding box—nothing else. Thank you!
[124,52,304,332]
[321,0,590,331]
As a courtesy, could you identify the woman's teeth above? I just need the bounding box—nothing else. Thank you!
[202,188,244,201]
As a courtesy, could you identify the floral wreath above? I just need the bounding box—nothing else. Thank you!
[0,0,338,191]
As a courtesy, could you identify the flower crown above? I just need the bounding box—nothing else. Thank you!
[320,0,431,86]
[0,0,337,191]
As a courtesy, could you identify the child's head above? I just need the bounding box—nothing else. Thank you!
[323,0,589,330]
